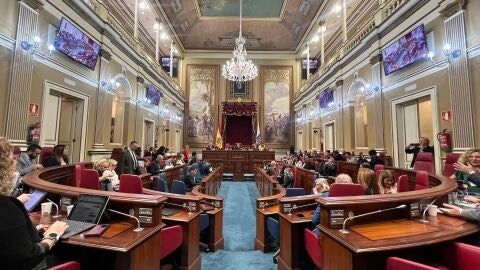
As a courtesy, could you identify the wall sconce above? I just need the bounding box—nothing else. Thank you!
[428,43,462,66]
[101,79,120,93]
[21,36,41,54]
[162,127,170,133]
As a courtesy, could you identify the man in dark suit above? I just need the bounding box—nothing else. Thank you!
[405,137,434,168]
[117,141,140,175]
[184,167,198,192]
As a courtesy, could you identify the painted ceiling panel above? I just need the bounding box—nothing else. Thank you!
[198,0,284,17]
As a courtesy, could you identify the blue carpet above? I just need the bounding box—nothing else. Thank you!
[201,182,276,270]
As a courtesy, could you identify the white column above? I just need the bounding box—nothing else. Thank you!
[370,55,384,150]
[4,1,40,145]
[320,22,325,66]
[92,49,112,149]
[155,21,159,63]
[336,80,344,150]
[342,0,347,42]
[134,0,139,39]
[306,44,310,80]
[169,41,173,77]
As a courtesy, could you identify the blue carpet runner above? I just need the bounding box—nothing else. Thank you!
[201,182,276,270]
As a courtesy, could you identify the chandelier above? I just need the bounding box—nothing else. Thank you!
[222,0,258,82]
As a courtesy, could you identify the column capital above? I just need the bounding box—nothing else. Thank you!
[21,0,43,10]
[99,49,112,61]
[136,76,145,84]
[335,80,344,87]
[440,0,467,18]
[370,54,382,65]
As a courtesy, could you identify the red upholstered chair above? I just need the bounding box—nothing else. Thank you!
[414,152,435,174]
[76,162,86,170]
[443,152,461,177]
[329,183,364,197]
[453,242,480,270]
[39,147,54,167]
[48,261,80,270]
[110,147,123,161]
[119,174,143,194]
[304,229,322,269]
[397,175,409,192]
[80,169,100,190]
[74,164,82,187]
[415,171,429,190]
[379,152,387,165]
[386,257,439,270]
[374,164,384,173]
[160,225,183,260]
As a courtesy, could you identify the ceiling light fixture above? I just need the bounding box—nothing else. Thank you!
[333,4,342,13]
[222,0,258,82]
[139,1,148,10]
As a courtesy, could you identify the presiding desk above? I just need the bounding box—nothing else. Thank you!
[202,150,275,180]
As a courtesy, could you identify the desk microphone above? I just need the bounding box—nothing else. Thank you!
[288,203,318,216]
[260,201,278,209]
[164,202,193,213]
[47,198,61,219]
[419,197,441,224]
[339,204,407,234]
[106,209,144,232]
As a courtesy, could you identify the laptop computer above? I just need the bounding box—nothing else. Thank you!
[61,194,110,239]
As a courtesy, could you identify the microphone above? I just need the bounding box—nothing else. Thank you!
[260,201,278,209]
[47,198,61,219]
[288,203,318,216]
[164,202,193,213]
[107,209,144,232]
[339,204,407,234]
[419,197,441,223]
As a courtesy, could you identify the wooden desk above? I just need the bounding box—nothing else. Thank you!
[319,215,479,270]
[202,150,275,180]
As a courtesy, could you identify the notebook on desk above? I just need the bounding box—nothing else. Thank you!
[61,194,110,239]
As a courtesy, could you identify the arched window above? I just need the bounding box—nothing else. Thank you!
[109,74,132,144]
[348,79,369,148]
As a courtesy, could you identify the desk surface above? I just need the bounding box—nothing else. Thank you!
[257,204,280,215]
[30,213,164,253]
[279,209,314,224]
[319,214,480,253]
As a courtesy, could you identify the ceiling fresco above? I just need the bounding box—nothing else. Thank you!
[198,0,285,18]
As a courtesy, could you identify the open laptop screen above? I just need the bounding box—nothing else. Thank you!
[68,194,110,224]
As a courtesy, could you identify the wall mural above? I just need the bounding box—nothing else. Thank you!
[262,66,292,146]
[186,65,218,146]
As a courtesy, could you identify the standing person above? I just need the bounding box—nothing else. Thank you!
[43,145,69,167]
[368,149,383,168]
[405,137,434,168]
[183,145,190,161]
[118,141,140,175]
[0,137,69,269]
[17,144,43,176]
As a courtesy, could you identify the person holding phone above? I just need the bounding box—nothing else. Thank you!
[405,137,434,168]
[0,137,69,269]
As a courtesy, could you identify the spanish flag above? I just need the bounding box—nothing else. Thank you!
[215,126,223,149]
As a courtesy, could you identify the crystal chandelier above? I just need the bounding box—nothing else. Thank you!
[222,0,258,82]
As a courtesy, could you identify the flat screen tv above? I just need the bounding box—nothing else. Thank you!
[146,85,161,106]
[302,58,318,79]
[161,57,178,77]
[382,24,428,76]
[318,88,334,109]
[54,18,101,70]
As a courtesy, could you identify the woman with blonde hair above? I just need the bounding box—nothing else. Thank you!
[379,170,397,194]
[451,149,480,192]
[94,159,115,191]
[0,137,68,269]
[357,168,381,195]
[312,178,330,197]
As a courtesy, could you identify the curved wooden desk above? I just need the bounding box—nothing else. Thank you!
[191,167,225,251]
[276,168,480,270]
[23,166,166,270]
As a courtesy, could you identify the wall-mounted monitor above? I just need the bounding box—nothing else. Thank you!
[54,17,101,70]
[146,85,161,106]
[382,24,429,76]
[301,58,318,79]
[318,88,334,109]
[161,56,178,77]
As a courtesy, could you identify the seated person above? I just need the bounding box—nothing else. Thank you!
[312,174,352,234]
[369,149,383,168]
[16,144,43,176]
[188,151,198,165]
[94,159,115,191]
[0,137,69,269]
[357,152,368,164]
[379,170,397,194]
[176,154,186,165]
[442,172,480,223]
[320,158,337,176]
[282,168,294,188]
[360,162,371,169]
[150,155,166,175]
[107,159,120,191]
[164,154,174,168]
[345,152,358,163]
[43,144,69,167]
[312,178,330,196]
[357,168,380,195]
[333,150,344,161]
[450,149,480,193]
[183,167,199,192]
[304,158,315,170]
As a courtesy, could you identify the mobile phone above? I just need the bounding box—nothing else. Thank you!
[83,224,109,237]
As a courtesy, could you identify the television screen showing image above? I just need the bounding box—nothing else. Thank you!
[161,57,178,77]
[319,88,334,109]
[54,18,101,70]
[146,85,161,106]
[382,24,428,76]
[301,58,318,79]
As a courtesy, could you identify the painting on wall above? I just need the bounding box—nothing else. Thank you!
[261,66,292,147]
[186,65,219,147]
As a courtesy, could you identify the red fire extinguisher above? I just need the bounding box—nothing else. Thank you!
[436,129,452,152]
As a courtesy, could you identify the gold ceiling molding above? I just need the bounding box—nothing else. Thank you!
[440,0,468,18]
[22,0,43,10]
